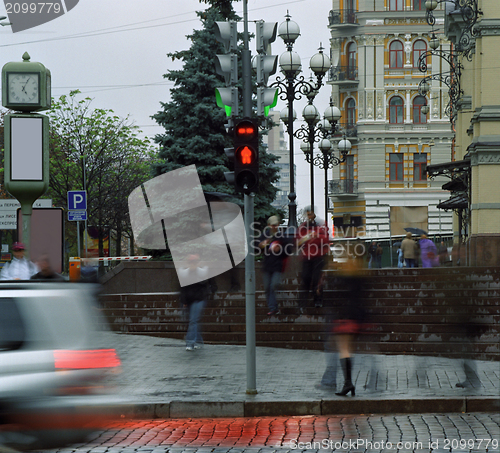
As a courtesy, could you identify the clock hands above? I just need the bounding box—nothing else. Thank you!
[21,76,31,94]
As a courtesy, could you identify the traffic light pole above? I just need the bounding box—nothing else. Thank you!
[242,0,257,395]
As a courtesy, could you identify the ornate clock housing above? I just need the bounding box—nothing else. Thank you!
[2,52,51,112]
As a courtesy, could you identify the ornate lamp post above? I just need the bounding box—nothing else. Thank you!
[294,99,350,231]
[271,12,331,228]
[425,0,481,59]
[314,105,350,232]
[294,103,320,209]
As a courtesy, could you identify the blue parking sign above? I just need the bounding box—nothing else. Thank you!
[68,190,87,210]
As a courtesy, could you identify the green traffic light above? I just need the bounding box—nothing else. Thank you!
[215,89,232,117]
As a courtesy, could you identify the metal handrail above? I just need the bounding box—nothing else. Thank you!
[329,9,358,25]
[328,179,358,195]
[329,65,358,82]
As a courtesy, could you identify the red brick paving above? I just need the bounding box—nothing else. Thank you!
[86,416,352,448]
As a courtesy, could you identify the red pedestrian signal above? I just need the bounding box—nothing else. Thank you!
[237,145,254,165]
[233,118,259,194]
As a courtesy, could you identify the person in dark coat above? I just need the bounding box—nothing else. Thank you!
[258,216,291,316]
[178,254,210,351]
[31,255,65,281]
[332,254,367,397]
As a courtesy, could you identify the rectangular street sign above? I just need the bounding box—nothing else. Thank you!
[0,199,52,230]
[67,190,87,210]
[68,210,87,221]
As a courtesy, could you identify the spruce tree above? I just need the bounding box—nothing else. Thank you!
[152,0,282,228]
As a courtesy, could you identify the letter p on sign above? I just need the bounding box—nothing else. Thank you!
[68,190,87,210]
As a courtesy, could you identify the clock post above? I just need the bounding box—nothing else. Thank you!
[2,52,51,258]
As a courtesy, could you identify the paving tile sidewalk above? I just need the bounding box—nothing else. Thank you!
[105,333,500,418]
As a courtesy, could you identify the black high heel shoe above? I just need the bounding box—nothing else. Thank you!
[335,358,355,396]
[335,383,355,396]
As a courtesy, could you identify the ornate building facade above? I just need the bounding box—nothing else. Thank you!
[327,0,455,239]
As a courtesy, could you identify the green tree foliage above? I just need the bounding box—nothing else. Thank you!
[152,1,282,229]
[47,91,155,256]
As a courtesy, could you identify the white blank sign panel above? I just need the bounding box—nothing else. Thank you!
[11,116,43,181]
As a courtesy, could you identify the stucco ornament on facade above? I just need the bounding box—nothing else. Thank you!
[367,92,373,120]
[377,91,384,120]
[404,35,412,66]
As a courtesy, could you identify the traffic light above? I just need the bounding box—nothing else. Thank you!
[255,21,278,117]
[233,118,259,194]
[214,21,239,117]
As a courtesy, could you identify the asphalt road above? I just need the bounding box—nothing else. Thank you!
[53,414,500,453]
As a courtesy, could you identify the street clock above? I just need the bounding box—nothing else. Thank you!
[2,52,51,112]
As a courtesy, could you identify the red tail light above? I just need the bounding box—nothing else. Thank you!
[54,349,121,370]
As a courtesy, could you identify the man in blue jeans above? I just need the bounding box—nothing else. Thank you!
[179,254,209,351]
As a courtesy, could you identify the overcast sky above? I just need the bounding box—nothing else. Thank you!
[0,0,334,217]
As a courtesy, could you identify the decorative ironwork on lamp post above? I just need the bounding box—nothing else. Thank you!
[417,34,464,125]
[314,133,351,232]
[425,0,481,60]
[295,100,350,231]
[418,0,482,125]
[270,12,331,228]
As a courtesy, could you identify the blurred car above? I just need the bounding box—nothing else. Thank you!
[0,282,121,451]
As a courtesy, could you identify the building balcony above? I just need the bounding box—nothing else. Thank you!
[332,121,357,139]
[329,65,359,85]
[328,179,358,197]
[328,9,359,26]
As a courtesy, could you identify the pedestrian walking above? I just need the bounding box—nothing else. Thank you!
[258,216,291,316]
[332,253,367,397]
[297,207,329,312]
[178,254,209,351]
[438,241,448,266]
[375,243,383,268]
[419,234,439,268]
[367,241,377,269]
[397,246,404,268]
[0,242,38,280]
[31,254,65,281]
[401,232,418,268]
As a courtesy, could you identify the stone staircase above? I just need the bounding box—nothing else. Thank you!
[98,267,500,360]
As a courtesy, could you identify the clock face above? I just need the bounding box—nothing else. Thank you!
[8,73,40,104]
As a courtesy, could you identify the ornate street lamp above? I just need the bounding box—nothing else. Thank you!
[295,103,320,208]
[271,12,331,228]
[425,0,481,58]
[295,98,349,231]
[312,102,350,232]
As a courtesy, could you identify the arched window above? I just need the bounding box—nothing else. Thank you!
[347,98,356,126]
[413,95,427,124]
[347,42,357,80]
[389,96,404,124]
[389,41,404,69]
[413,40,427,69]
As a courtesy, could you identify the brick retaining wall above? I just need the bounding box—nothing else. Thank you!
[99,266,499,360]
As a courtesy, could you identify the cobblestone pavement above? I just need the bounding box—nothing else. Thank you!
[53,413,500,453]
[105,334,499,405]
